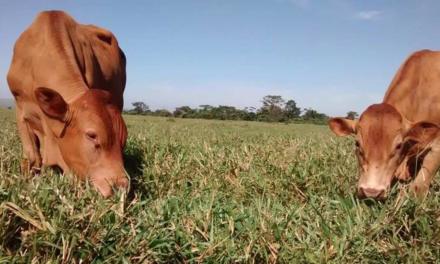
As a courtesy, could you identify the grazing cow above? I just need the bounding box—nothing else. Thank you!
[329,50,440,200]
[7,10,128,197]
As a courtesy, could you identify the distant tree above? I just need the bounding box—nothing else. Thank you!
[302,108,328,121]
[284,99,301,119]
[154,109,172,117]
[346,111,359,120]
[198,105,215,119]
[261,95,285,109]
[199,105,214,111]
[122,97,331,125]
[131,101,149,115]
[259,95,286,122]
[242,106,257,121]
[173,106,194,118]
[210,105,234,120]
[245,106,257,113]
[7,106,12,110]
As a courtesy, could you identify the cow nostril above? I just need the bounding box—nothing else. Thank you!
[358,187,386,199]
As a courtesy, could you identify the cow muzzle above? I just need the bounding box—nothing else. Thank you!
[91,171,129,197]
[357,186,386,200]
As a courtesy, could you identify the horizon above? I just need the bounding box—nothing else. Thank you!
[1,1,440,116]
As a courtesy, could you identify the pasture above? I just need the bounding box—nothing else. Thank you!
[0,108,439,263]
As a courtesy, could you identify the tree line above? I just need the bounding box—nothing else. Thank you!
[125,95,358,125]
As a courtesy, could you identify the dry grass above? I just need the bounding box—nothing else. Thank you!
[1,109,440,263]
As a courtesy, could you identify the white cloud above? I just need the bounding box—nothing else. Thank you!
[355,10,383,21]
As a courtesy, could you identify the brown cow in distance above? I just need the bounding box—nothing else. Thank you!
[329,50,440,200]
[7,10,128,197]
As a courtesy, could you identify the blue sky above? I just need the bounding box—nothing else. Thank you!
[1,0,439,116]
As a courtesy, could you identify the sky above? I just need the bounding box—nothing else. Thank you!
[1,0,440,116]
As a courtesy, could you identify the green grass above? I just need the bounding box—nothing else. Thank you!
[1,108,440,263]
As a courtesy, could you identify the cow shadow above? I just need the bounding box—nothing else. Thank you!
[123,142,150,200]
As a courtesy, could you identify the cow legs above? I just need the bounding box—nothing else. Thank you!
[16,108,42,175]
[409,143,440,198]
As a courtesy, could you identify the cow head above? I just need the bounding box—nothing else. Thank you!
[35,87,128,197]
[329,103,440,200]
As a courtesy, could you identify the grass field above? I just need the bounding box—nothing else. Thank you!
[1,108,440,263]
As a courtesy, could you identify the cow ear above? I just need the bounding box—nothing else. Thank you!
[404,121,440,146]
[35,87,71,137]
[35,87,68,121]
[328,118,357,136]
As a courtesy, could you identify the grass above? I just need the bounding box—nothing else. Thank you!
[1,108,440,263]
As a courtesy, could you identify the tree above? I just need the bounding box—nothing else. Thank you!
[346,111,358,120]
[154,109,172,117]
[284,100,301,119]
[215,105,241,120]
[198,105,214,119]
[199,105,214,111]
[173,106,194,118]
[261,95,285,109]
[242,107,257,121]
[302,108,328,120]
[259,95,286,122]
[131,101,149,115]
[245,106,257,113]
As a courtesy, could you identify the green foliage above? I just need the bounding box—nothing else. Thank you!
[173,105,254,121]
[285,100,301,119]
[2,109,438,262]
[126,95,329,125]
[258,95,286,122]
[129,101,150,115]
[302,108,329,122]
[346,111,359,120]
[154,109,172,117]
[173,106,195,118]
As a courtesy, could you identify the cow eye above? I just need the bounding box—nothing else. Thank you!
[395,143,403,151]
[355,140,360,148]
[86,131,98,141]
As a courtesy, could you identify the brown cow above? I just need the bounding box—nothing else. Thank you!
[329,50,440,200]
[7,10,128,197]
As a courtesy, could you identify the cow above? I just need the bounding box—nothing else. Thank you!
[7,10,128,197]
[329,49,440,200]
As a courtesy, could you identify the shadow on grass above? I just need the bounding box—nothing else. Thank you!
[1,215,26,253]
[124,141,150,200]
